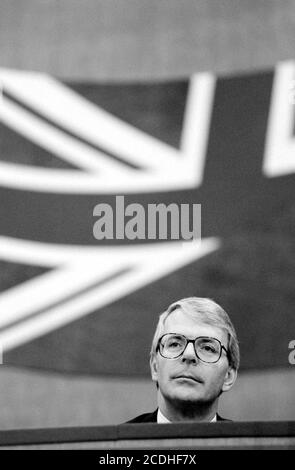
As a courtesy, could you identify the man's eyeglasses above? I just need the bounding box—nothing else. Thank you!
[157,333,229,363]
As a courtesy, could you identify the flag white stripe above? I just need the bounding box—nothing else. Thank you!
[181,73,215,186]
[0,69,216,192]
[0,239,219,351]
[0,97,134,176]
[0,70,181,169]
[0,262,121,329]
[0,69,215,176]
[263,60,295,177]
[0,160,198,193]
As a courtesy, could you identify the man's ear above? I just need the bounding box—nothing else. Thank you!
[150,354,158,383]
[221,366,237,393]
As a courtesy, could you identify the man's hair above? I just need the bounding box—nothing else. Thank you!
[150,297,240,370]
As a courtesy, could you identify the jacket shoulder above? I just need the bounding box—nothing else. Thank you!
[124,410,158,423]
[216,413,232,422]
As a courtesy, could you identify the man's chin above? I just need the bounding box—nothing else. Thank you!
[172,380,204,398]
[168,388,205,405]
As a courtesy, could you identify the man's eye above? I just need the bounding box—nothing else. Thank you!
[201,344,217,353]
[167,340,182,348]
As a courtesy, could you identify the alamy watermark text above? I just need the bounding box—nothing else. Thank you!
[93,196,201,241]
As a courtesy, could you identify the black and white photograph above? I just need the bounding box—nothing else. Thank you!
[0,0,294,454]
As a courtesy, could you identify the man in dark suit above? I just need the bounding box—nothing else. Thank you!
[126,297,239,423]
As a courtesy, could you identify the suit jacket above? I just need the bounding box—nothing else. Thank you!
[126,409,231,423]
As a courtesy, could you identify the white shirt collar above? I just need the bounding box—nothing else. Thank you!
[157,408,217,423]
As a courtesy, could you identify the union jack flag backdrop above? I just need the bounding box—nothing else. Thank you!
[0,0,294,425]
[0,63,294,376]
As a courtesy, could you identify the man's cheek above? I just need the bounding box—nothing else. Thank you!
[162,367,175,387]
[204,373,225,394]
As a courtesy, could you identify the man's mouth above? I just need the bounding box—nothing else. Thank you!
[174,374,203,384]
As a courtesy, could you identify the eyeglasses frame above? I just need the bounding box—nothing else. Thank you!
[157,333,229,363]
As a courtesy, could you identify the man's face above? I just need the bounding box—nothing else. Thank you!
[150,309,236,407]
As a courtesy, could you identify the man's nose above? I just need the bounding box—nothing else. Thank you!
[181,341,199,363]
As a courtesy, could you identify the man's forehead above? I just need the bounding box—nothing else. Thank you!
[163,308,227,342]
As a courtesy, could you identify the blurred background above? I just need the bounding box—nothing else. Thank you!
[0,0,294,428]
